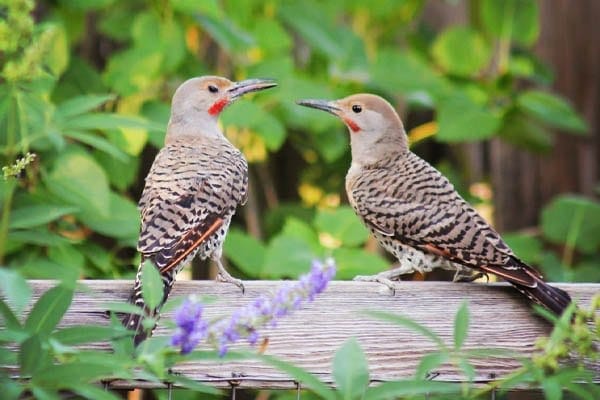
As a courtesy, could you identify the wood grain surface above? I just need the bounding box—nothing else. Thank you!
[5,280,599,390]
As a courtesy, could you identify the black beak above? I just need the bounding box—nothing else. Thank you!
[296,99,341,115]
[228,78,277,100]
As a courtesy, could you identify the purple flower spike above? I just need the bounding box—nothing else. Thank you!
[209,257,336,356]
[171,296,208,355]
[170,258,336,356]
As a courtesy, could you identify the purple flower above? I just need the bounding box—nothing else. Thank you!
[171,296,208,354]
[209,258,336,356]
[170,258,336,356]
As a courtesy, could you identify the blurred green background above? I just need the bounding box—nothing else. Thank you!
[1,0,599,285]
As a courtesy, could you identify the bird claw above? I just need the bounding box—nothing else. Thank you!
[354,274,398,295]
[453,270,489,283]
[216,272,245,294]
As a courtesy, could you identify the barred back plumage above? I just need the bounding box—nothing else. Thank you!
[121,76,275,344]
[298,94,571,316]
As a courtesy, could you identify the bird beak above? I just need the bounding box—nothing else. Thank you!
[296,99,341,116]
[228,78,277,100]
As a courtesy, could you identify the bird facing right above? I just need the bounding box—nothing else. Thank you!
[297,94,572,316]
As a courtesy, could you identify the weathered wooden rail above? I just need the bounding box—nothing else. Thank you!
[8,280,600,390]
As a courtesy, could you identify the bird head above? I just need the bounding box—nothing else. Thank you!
[167,76,276,141]
[297,94,408,164]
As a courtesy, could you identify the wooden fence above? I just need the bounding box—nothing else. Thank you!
[7,280,600,392]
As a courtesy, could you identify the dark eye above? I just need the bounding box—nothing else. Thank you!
[208,85,219,93]
[352,104,362,113]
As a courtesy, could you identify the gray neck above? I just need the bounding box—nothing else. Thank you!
[165,110,222,144]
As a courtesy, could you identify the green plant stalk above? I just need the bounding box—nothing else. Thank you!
[561,205,585,268]
[0,88,19,264]
[496,0,515,75]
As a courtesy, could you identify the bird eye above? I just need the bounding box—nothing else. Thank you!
[208,85,219,93]
[352,104,362,113]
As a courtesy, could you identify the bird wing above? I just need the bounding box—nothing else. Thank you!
[137,141,248,273]
[350,154,539,286]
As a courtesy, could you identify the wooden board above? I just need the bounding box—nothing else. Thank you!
[6,280,600,390]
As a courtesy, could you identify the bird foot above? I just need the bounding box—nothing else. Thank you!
[216,271,245,294]
[353,273,400,295]
[453,270,489,283]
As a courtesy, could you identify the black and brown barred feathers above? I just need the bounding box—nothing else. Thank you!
[298,94,571,316]
[122,76,276,344]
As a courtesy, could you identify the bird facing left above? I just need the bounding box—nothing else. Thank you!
[121,76,277,345]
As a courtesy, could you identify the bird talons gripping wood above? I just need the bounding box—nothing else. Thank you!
[453,270,489,283]
[121,76,276,344]
[352,268,400,296]
[216,259,245,294]
[297,94,572,316]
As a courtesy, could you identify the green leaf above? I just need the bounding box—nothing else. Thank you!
[0,269,31,314]
[0,298,22,330]
[52,325,124,345]
[280,217,322,254]
[314,206,369,247]
[279,1,344,60]
[141,260,163,310]
[498,109,553,152]
[502,233,543,265]
[31,386,61,400]
[332,248,388,280]
[333,338,369,400]
[9,205,78,230]
[24,284,74,336]
[79,192,139,241]
[415,352,448,379]
[262,234,316,278]
[55,94,115,118]
[258,354,335,400]
[19,334,51,376]
[252,18,292,55]
[542,377,562,400]
[44,148,110,217]
[71,384,122,400]
[370,49,449,96]
[480,0,539,46]
[67,113,163,132]
[63,130,128,161]
[195,14,253,54]
[453,301,469,350]
[32,362,118,389]
[103,301,146,316]
[131,12,186,73]
[222,101,286,151]
[437,94,501,142]
[167,374,222,395]
[431,27,491,77]
[223,229,266,277]
[44,23,69,77]
[518,90,587,133]
[541,195,600,254]
[366,311,446,349]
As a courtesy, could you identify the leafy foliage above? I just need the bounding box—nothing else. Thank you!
[0,0,597,398]
[0,0,592,285]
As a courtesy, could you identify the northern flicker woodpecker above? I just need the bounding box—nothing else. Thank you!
[297,94,571,315]
[122,76,276,344]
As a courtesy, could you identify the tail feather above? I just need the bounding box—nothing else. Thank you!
[512,276,572,316]
[121,261,175,345]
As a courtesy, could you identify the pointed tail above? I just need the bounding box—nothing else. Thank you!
[121,261,175,345]
[513,275,572,316]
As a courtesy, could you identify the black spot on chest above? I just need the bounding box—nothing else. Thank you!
[176,194,194,208]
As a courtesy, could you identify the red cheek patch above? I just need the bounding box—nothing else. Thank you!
[343,117,360,132]
[208,98,229,115]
